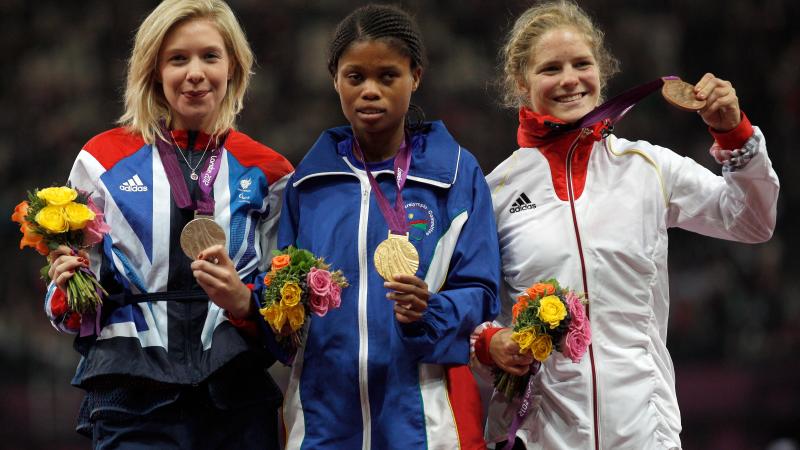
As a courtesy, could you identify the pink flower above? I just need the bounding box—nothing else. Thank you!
[566,292,586,330]
[82,197,110,246]
[308,292,330,317]
[562,327,591,363]
[327,282,342,309]
[307,267,333,297]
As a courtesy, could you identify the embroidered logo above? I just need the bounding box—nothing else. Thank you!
[237,177,253,201]
[509,192,536,213]
[405,202,435,242]
[119,174,149,192]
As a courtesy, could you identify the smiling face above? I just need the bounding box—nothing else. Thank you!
[334,39,421,159]
[520,26,600,123]
[158,18,231,131]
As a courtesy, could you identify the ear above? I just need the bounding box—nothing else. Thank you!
[333,74,340,94]
[411,67,422,92]
[516,75,529,97]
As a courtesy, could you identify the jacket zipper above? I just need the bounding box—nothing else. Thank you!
[565,128,600,450]
[357,180,372,450]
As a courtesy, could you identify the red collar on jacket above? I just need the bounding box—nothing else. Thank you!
[517,107,605,201]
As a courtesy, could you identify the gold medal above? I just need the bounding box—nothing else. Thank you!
[373,232,419,282]
[180,214,226,260]
[661,78,706,112]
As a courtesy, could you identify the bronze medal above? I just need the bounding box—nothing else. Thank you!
[373,232,419,282]
[661,78,706,112]
[180,215,226,260]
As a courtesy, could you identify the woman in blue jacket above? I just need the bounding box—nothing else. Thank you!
[275,4,500,449]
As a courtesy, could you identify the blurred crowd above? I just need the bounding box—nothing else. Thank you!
[1,0,797,448]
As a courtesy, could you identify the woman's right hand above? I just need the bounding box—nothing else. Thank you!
[490,328,534,376]
[47,245,89,293]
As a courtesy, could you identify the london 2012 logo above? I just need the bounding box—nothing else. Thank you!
[405,202,435,242]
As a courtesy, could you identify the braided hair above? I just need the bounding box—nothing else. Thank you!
[328,4,427,131]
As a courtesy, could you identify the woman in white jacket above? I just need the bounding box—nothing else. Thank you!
[471,1,780,449]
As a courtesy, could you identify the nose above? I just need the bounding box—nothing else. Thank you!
[360,79,380,100]
[186,58,205,84]
[560,66,579,89]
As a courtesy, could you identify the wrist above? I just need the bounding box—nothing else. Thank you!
[227,283,256,321]
[476,326,505,366]
[709,112,753,149]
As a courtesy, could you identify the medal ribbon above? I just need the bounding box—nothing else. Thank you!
[351,133,412,235]
[547,76,679,134]
[503,361,541,450]
[155,122,226,215]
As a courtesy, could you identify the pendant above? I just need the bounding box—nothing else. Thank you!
[373,232,419,282]
[180,214,226,260]
[190,171,199,181]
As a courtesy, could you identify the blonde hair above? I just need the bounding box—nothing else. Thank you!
[499,0,619,109]
[117,0,253,144]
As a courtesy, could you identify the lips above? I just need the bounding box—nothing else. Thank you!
[356,107,386,122]
[555,93,585,103]
[183,90,209,99]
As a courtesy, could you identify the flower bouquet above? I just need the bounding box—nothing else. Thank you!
[258,246,348,352]
[494,278,591,399]
[11,186,110,314]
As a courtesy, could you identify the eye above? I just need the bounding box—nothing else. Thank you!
[345,72,363,84]
[539,65,560,74]
[381,71,399,83]
[168,54,187,63]
[204,52,221,61]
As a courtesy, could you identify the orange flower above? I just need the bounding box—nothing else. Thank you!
[11,201,29,224]
[19,223,49,256]
[526,282,555,300]
[263,271,273,286]
[271,254,291,271]
[512,295,529,321]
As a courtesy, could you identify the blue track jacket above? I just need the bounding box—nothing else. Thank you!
[276,122,500,449]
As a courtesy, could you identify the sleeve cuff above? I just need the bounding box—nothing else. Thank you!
[709,112,753,150]
[475,326,505,366]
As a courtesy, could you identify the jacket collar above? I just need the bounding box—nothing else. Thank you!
[517,106,606,150]
[293,121,462,188]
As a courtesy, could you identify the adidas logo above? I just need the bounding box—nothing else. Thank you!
[509,192,536,213]
[119,174,149,192]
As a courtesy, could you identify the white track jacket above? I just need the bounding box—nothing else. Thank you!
[475,125,779,449]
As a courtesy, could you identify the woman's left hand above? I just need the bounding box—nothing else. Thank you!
[385,274,430,324]
[192,244,253,319]
[694,72,741,132]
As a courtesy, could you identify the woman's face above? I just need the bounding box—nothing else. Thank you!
[520,27,600,123]
[158,18,231,131]
[333,39,421,150]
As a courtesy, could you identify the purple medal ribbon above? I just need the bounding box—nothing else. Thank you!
[351,134,412,235]
[155,124,225,215]
[503,361,540,450]
[548,76,679,134]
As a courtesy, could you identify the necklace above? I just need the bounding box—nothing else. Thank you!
[170,130,213,180]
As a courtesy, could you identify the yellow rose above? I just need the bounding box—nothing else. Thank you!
[285,303,306,332]
[35,205,69,233]
[280,281,302,307]
[64,202,95,230]
[37,187,78,206]
[530,333,553,362]
[260,304,286,333]
[511,328,535,352]
[538,295,567,329]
